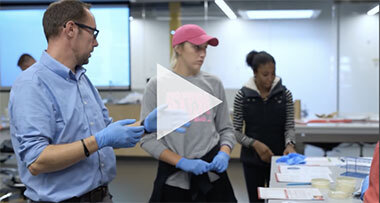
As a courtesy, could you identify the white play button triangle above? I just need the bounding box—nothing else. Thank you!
[156,64,222,140]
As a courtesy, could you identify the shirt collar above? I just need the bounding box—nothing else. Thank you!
[39,51,86,81]
[74,66,86,81]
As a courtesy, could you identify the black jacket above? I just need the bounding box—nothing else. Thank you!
[240,80,287,166]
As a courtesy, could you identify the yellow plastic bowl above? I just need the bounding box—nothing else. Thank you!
[336,177,356,185]
[328,190,350,199]
[311,178,330,189]
[336,177,356,193]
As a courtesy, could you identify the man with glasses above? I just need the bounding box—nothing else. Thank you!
[8,0,160,202]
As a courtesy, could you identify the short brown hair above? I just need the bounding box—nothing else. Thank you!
[43,0,91,42]
[17,54,35,67]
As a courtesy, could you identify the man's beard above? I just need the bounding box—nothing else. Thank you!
[80,56,89,66]
[83,58,89,65]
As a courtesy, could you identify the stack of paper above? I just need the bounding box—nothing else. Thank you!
[276,165,333,183]
[279,165,332,174]
[305,157,345,166]
[258,187,324,200]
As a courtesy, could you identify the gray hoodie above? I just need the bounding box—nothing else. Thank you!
[140,70,236,189]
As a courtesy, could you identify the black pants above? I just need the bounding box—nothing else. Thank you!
[242,163,270,203]
[149,145,236,202]
[30,186,112,203]
[161,177,236,202]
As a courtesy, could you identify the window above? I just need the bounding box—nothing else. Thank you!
[0,4,131,90]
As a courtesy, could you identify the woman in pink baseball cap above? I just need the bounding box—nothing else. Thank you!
[170,24,219,74]
[140,24,237,202]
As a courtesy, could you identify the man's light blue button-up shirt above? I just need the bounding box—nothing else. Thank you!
[9,51,116,202]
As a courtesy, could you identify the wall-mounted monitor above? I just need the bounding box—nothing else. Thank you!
[0,3,131,91]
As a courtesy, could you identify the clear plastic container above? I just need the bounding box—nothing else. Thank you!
[335,177,356,194]
[311,178,330,189]
[328,190,350,199]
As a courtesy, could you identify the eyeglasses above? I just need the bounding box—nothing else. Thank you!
[74,22,99,39]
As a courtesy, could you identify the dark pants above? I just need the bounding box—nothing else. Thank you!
[30,185,112,203]
[161,177,236,202]
[242,163,270,203]
[149,145,236,202]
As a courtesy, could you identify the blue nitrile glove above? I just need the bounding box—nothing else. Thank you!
[209,151,230,173]
[144,106,191,133]
[360,175,369,200]
[144,108,158,133]
[276,153,306,165]
[174,122,191,133]
[95,119,144,149]
[175,158,210,175]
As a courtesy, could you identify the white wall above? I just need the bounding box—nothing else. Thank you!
[129,9,339,116]
[194,18,337,116]
[130,19,170,89]
[128,3,378,117]
[339,4,379,115]
[0,3,378,119]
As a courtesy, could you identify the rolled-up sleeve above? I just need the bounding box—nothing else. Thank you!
[10,80,55,167]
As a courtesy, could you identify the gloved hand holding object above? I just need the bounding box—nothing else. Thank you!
[95,119,144,149]
[176,158,210,175]
[144,105,191,133]
[209,151,230,173]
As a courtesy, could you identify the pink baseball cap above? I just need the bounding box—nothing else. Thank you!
[172,24,219,48]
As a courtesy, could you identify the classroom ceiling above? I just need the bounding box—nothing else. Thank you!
[128,0,379,20]
[1,0,377,20]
